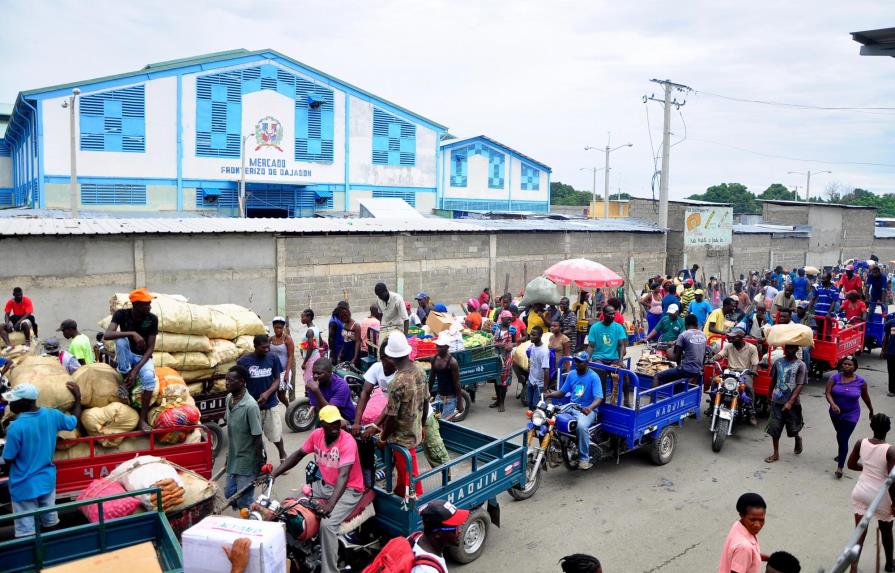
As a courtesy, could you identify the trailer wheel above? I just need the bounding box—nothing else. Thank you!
[650,426,676,465]
[285,398,315,433]
[204,422,225,458]
[508,453,541,501]
[445,507,490,564]
[451,391,472,423]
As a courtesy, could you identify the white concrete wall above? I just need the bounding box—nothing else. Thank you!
[42,77,178,178]
[0,156,11,188]
[181,61,346,185]
[348,95,436,188]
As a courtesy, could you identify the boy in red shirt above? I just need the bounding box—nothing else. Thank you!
[2,287,35,350]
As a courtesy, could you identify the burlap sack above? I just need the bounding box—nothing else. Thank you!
[181,368,215,382]
[766,323,815,348]
[233,335,255,356]
[213,360,237,376]
[56,427,81,451]
[187,382,204,396]
[109,292,189,312]
[81,403,141,447]
[155,351,214,371]
[210,339,239,366]
[155,332,213,353]
[9,357,75,411]
[73,363,124,408]
[209,304,267,336]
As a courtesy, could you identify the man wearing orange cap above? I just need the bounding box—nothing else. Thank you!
[104,288,158,431]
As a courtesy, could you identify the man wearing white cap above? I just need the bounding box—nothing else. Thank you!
[379,331,428,497]
[2,383,81,537]
[645,304,685,344]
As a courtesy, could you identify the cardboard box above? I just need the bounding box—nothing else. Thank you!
[46,542,162,573]
[182,516,287,573]
[425,311,454,335]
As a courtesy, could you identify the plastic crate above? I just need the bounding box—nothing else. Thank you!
[409,337,437,360]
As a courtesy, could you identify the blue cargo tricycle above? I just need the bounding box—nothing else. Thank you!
[550,357,702,469]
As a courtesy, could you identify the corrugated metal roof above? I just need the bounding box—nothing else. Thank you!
[876,227,895,239]
[358,198,423,219]
[0,215,664,237]
[759,199,876,210]
[733,223,811,236]
[628,196,732,207]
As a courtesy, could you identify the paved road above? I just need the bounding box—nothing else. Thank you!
[240,347,893,573]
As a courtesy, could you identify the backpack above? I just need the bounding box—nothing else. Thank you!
[363,532,446,573]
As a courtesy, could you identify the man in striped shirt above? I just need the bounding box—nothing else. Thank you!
[808,272,840,340]
[679,279,696,316]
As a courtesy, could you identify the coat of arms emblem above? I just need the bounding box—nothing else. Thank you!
[254,116,284,151]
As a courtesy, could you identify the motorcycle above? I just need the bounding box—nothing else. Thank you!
[708,366,756,453]
[554,403,606,470]
[235,462,379,572]
[285,361,364,433]
[513,399,561,500]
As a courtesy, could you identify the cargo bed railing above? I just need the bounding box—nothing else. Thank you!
[380,426,528,491]
[0,486,181,572]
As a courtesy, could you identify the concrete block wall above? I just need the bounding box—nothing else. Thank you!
[872,238,895,264]
[729,234,808,278]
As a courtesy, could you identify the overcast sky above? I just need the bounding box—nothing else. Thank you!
[2,1,893,199]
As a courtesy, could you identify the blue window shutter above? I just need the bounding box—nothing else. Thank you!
[196,99,212,132]
[372,107,416,166]
[372,189,416,207]
[81,183,147,205]
[211,84,228,102]
[80,85,145,153]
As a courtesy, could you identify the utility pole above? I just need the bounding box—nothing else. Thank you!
[644,79,692,227]
[788,170,831,202]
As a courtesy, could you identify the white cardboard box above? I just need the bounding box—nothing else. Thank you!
[182,516,287,573]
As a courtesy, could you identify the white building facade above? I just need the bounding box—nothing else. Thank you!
[0,49,550,216]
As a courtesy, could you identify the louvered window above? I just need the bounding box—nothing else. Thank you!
[448,143,504,189]
[80,86,146,153]
[196,64,334,162]
[372,189,416,207]
[442,198,548,213]
[80,183,147,205]
[372,108,415,166]
[521,164,540,191]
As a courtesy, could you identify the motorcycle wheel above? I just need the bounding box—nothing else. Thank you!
[712,418,729,453]
[508,453,542,501]
[451,390,473,423]
[650,426,676,465]
[561,440,580,471]
[285,398,315,432]
[203,422,225,458]
[445,508,491,564]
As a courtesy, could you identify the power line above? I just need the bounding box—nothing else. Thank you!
[688,137,895,169]
[696,89,895,114]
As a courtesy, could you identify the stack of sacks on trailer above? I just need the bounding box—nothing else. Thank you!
[101,293,263,385]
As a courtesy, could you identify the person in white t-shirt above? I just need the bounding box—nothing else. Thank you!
[411,500,470,572]
[351,356,396,487]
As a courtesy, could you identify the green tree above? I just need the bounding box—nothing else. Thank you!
[550,182,592,206]
[758,183,797,201]
[608,192,631,200]
[688,182,758,214]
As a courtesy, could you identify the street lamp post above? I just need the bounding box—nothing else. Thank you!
[579,167,605,218]
[62,88,81,218]
[788,170,832,202]
[586,137,632,218]
[240,134,252,218]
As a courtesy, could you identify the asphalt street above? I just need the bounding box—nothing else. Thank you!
[238,345,893,573]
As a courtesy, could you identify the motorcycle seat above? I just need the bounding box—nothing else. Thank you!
[343,489,376,521]
[338,489,377,534]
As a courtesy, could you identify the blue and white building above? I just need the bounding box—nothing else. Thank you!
[0,49,551,217]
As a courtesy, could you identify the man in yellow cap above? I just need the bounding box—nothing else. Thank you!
[104,288,158,431]
[272,404,363,573]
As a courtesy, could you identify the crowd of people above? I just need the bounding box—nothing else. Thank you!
[4,256,895,571]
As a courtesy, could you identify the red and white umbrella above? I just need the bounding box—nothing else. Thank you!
[543,258,624,289]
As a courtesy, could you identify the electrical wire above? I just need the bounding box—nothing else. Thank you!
[671,108,687,148]
[696,90,895,114]
[688,137,895,168]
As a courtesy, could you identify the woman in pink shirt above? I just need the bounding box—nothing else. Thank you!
[718,493,768,573]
